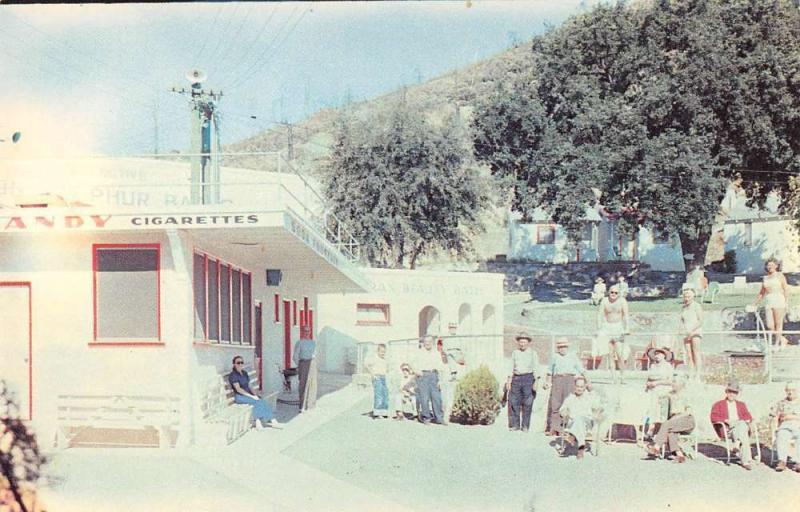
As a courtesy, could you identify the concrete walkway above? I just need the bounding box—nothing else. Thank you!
[36,376,800,512]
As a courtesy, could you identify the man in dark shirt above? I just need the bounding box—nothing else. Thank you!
[229,356,279,429]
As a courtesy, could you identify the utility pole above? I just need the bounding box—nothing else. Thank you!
[286,122,294,161]
[171,70,223,205]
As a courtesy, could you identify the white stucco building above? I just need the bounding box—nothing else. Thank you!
[508,208,685,271]
[0,155,504,448]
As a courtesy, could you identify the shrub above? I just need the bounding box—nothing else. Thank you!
[450,365,500,425]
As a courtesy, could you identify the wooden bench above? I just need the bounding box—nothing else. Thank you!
[55,394,180,449]
[198,366,280,445]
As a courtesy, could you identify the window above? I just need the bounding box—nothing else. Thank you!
[94,244,160,341]
[744,222,753,247]
[356,303,391,326]
[292,300,298,326]
[653,228,671,244]
[274,293,280,322]
[536,225,556,245]
[193,252,252,345]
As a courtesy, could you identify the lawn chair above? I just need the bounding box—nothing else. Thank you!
[768,416,797,468]
[697,420,760,466]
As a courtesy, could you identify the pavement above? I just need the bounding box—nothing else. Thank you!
[37,374,800,512]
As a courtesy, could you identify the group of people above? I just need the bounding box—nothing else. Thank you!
[363,335,462,425]
[590,257,791,384]
[506,333,800,471]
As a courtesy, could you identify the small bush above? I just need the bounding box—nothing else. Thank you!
[450,365,500,425]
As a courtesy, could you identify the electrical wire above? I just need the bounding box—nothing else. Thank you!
[225,7,310,92]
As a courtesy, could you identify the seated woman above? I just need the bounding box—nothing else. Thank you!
[647,379,694,463]
[229,356,279,429]
[644,347,675,437]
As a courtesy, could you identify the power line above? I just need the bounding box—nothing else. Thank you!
[202,3,241,71]
[223,5,301,90]
[214,5,278,86]
[192,4,224,65]
[226,7,310,92]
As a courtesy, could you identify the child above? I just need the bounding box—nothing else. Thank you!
[395,363,416,420]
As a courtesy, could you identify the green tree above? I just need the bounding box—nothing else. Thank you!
[473,0,800,262]
[324,101,490,268]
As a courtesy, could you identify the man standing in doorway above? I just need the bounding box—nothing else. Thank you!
[413,335,446,425]
[293,325,317,412]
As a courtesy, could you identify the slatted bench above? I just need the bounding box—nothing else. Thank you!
[198,366,280,445]
[55,394,180,449]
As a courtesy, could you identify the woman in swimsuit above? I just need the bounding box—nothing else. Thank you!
[752,257,789,350]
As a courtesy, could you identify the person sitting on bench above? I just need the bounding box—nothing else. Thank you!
[229,356,280,429]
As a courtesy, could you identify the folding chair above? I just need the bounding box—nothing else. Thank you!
[703,421,761,466]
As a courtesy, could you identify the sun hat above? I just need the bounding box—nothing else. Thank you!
[515,332,532,342]
[646,346,674,362]
[555,338,570,348]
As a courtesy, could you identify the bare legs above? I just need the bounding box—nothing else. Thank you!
[608,339,627,383]
[765,307,788,350]
[683,337,702,377]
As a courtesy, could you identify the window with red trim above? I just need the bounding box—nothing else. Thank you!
[193,251,252,345]
[94,245,160,342]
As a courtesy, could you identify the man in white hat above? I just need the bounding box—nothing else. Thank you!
[710,381,755,470]
[596,284,630,383]
[771,381,800,472]
[506,333,539,432]
[544,337,587,435]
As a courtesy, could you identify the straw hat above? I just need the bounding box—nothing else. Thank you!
[555,338,570,349]
[725,381,741,393]
[646,346,674,362]
[515,332,532,342]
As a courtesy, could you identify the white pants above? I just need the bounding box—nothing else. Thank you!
[564,415,594,447]
[776,420,800,462]
[728,421,752,463]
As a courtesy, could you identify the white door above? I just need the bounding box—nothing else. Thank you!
[0,284,31,420]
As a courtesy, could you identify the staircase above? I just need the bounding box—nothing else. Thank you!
[771,347,800,382]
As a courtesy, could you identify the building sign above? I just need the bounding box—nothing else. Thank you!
[0,212,267,232]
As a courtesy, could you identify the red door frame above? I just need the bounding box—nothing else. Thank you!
[1,282,32,420]
[254,302,263,390]
[283,300,292,369]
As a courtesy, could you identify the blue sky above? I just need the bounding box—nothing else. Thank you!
[0,1,593,156]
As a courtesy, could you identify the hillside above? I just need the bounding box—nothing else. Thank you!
[223,43,532,177]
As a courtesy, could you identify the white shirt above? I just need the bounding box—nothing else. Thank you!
[415,347,446,372]
[365,353,388,376]
[726,400,739,423]
[509,348,539,376]
[559,392,596,419]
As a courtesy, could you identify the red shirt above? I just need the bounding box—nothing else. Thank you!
[710,399,753,439]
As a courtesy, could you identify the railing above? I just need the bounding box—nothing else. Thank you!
[356,334,506,377]
[0,152,361,262]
